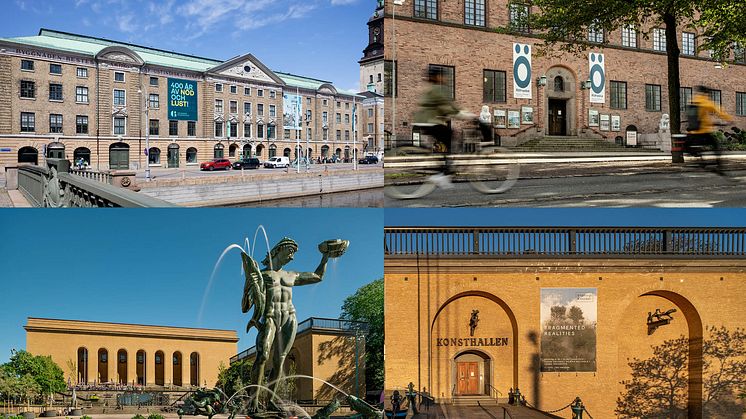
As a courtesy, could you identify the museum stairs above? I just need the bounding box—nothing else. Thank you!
[439,402,563,418]
[451,395,499,406]
[513,136,653,152]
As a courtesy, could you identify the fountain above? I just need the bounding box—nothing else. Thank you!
[187,228,382,419]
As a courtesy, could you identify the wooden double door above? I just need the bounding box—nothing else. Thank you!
[456,362,480,395]
[548,99,567,136]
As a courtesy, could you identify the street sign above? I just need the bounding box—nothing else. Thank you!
[0,148,11,152]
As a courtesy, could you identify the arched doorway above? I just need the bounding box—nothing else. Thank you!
[335,148,342,160]
[453,350,491,396]
[243,144,252,158]
[283,147,291,157]
[117,349,127,384]
[73,147,91,165]
[155,350,164,386]
[109,142,129,170]
[190,352,200,386]
[344,146,350,162]
[214,143,224,159]
[173,352,183,386]
[18,146,38,165]
[167,143,180,168]
[544,66,578,136]
[321,145,329,158]
[229,144,238,158]
[148,147,161,165]
[255,144,264,159]
[268,145,277,158]
[77,347,88,384]
[307,148,313,161]
[136,350,146,385]
[47,142,65,159]
[186,147,198,164]
[98,348,108,383]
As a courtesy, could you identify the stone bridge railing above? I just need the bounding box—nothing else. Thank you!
[15,159,174,207]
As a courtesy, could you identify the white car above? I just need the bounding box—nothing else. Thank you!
[263,156,290,168]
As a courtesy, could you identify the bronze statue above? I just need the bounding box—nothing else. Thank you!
[178,388,237,419]
[241,238,349,413]
[469,310,480,337]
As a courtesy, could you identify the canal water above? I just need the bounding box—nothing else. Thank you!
[227,188,383,208]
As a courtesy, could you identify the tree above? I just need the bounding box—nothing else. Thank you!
[340,278,384,391]
[527,0,744,138]
[568,306,585,324]
[550,305,567,320]
[616,327,746,418]
[216,359,253,399]
[1,350,65,404]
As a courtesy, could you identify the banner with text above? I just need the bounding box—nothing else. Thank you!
[513,43,532,99]
[540,288,597,372]
[588,52,605,104]
[283,93,302,130]
[167,78,198,121]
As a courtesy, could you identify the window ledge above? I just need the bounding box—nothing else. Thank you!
[49,99,64,103]
[76,101,89,105]
[19,96,36,101]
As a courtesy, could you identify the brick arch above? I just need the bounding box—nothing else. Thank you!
[430,290,519,389]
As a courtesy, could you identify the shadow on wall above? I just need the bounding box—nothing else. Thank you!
[315,335,364,401]
[616,326,746,418]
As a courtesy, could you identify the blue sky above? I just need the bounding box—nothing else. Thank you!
[0,209,383,363]
[2,0,374,92]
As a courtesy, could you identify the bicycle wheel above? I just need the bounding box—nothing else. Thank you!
[467,146,520,194]
[384,181,437,199]
[384,146,440,199]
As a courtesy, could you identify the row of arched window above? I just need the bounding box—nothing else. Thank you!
[76,347,199,387]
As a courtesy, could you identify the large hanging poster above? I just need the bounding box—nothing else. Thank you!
[540,288,597,372]
[513,43,532,99]
[588,52,605,104]
[283,93,302,130]
[167,78,198,121]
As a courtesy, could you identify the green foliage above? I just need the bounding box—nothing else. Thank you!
[132,414,146,419]
[146,414,164,419]
[0,350,64,403]
[216,359,253,399]
[341,278,384,391]
[81,415,92,419]
[542,305,596,371]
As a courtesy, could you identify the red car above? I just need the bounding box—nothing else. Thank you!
[200,159,232,171]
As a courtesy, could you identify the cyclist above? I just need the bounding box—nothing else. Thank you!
[686,85,733,174]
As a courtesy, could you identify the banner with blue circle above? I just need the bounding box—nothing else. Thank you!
[513,43,532,100]
[588,53,605,104]
[167,78,198,121]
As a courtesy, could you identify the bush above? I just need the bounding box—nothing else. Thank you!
[81,416,92,419]
[132,415,145,419]
[147,414,164,419]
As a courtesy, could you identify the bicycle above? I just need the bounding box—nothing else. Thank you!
[384,118,520,199]
[682,122,731,175]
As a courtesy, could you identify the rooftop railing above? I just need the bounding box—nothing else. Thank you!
[384,227,746,258]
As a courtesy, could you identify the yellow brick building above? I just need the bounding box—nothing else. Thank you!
[384,227,746,418]
[25,318,238,388]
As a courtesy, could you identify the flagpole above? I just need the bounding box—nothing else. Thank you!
[296,86,300,174]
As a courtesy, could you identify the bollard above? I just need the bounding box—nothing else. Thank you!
[571,397,584,419]
[508,388,514,405]
[671,134,687,164]
[513,388,521,406]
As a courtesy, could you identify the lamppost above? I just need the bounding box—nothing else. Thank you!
[137,88,151,181]
[352,96,358,171]
[305,115,311,172]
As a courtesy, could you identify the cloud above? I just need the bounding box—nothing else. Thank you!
[117,13,138,33]
[330,0,358,4]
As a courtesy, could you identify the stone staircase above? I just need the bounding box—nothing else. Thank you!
[514,136,648,152]
[451,395,499,406]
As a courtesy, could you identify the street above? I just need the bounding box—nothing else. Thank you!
[385,160,746,207]
[132,162,381,181]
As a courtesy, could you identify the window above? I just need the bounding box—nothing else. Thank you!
[621,25,637,48]
[114,72,125,82]
[680,87,693,112]
[736,92,746,116]
[269,91,276,99]
[244,102,252,115]
[188,121,196,136]
[645,84,661,111]
[344,114,350,124]
[50,64,62,74]
[682,32,695,56]
[509,3,529,33]
[258,104,264,116]
[710,90,721,108]
[187,147,197,163]
[149,119,159,136]
[169,120,178,136]
[113,89,126,106]
[345,103,350,110]
[734,44,745,64]
[258,89,264,97]
[215,83,223,92]
[428,64,455,100]
[215,122,223,137]
[367,108,373,118]
[21,60,34,71]
[77,67,88,78]
[267,125,276,139]
[149,94,159,109]
[230,101,237,114]
[306,109,312,121]
[230,85,237,94]
[244,86,251,95]
[322,111,328,123]
[323,130,328,141]
[378,73,382,82]
[76,115,88,134]
[76,86,89,103]
[464,0,485,26]
[257,124,264,138]
[323,99,328,106]
[49,83,63,101]
[113,117,125,135]
[149,77,158,86]
[269,105,276,117]
[20,112,35,132]
[588,21,604,43]
[244,123,251,137]
[20,80,35,98]
[336,130,341,141]
[414,0,437,20]
[345,130,350,141]
[483,69,506,103]
[367,123,374,133]
[336,101,341,109]
[306,97,312,106]
[229,122,237,138]
[336,113,342,123]
[149,147,160,164]
[369,75,374,84]
[215,99,223,113]
[384,60,397,97]
[49,114,63,133]
[554,76,564,92]
[653,28,666,52]
[610,81,627,109]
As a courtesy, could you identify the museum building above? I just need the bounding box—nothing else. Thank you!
[384,227,746,418]
[25,318,238,387]
[382,0,746,148]
[0,29,379,170]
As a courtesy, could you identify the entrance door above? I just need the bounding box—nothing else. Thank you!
[109,143,130,170]
[167,145,180,168]
[457,362,479,395]
[548,99,567,136]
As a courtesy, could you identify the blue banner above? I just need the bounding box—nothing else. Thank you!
[168,78,198,121]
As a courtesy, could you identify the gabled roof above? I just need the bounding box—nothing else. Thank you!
[206,53,286,85]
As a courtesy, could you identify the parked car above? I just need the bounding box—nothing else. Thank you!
[200,158,232,171]
[264,156,290,168]
[232,157,261,170]
[358,155,379,164]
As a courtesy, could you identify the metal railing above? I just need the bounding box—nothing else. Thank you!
[487,383,502,403]
[384,227,746,258]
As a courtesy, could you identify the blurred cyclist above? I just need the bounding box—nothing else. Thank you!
[413,67,461,154]
[686,85,733,174]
